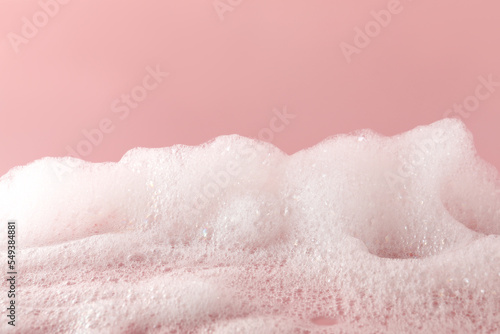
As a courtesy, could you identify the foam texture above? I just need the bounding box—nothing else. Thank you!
[1,119,499,333]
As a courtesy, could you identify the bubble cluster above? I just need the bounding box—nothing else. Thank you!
[0,118,499,333]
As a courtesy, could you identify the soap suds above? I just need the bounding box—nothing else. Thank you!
[0,118,499,333]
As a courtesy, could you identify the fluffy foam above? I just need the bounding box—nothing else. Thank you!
[1,118,499,333]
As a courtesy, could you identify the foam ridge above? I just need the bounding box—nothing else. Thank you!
[0,118,499,333]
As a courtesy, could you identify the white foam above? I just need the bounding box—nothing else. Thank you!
[1,118,499,333]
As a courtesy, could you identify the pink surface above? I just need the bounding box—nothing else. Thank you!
[0,0,499,176]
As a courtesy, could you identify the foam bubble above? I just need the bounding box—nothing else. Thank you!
[1,118,499,333]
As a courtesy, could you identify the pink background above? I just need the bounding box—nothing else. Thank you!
[0,0,499,177]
